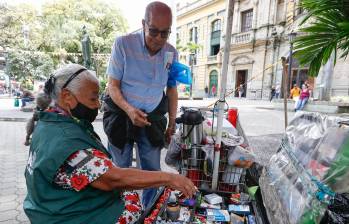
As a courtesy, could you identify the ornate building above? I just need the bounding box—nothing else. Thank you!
[176,0,349,99]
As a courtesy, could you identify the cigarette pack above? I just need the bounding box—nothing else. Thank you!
[228,204,251,215]
[204,193,223,204]
[206,209,230,222]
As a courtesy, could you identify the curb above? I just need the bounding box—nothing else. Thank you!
[0,117,28,122]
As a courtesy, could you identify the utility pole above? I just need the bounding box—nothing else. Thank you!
[212,0,234,190]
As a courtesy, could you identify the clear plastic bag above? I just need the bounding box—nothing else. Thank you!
[165,134,182,168]
[227,145,255,168]
[259,112,349,224]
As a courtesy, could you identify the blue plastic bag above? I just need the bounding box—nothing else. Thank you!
[168,61,192,85]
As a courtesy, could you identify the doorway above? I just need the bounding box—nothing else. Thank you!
[235,70,247,97]
[209,70,218,97]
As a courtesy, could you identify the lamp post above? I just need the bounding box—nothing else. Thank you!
[282,32,297,129]
[287,32,297,93]
[22,25,30,48]
[4,51,11,97]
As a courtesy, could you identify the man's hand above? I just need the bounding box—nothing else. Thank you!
[168,173,197,198]
[165,126,175,144]
[126,106,151,127]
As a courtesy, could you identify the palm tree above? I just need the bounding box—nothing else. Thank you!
[294,0,349,77]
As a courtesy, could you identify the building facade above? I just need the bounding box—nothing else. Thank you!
[176,0,349,99]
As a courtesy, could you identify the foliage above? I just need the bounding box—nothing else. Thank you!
[99,78,107,95]
[0,0,128,79]
[38,0,128,53]
[176,39,202,54]
[0,3,39,49]
[294,0,349,76]
[7,50,54,83]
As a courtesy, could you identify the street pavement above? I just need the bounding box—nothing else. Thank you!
[0,97,292,223]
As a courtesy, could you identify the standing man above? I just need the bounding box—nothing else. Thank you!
[104,1,178,208]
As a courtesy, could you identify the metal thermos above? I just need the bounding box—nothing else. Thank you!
[176,108,204,167]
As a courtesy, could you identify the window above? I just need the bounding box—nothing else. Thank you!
[212,19,221,32]
[189,27,198,43]
[210,20,221,55]
[241,9,253,32]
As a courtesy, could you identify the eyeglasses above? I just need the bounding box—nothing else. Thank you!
[145,22,171,39]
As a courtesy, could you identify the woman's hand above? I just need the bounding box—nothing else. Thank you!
[167,173,197,198]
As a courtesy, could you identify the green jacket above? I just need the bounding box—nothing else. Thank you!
[24,112,124,224]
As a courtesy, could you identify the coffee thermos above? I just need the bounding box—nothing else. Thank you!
[176,108,204,167]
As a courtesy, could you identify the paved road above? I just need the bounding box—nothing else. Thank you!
[0,98,292,223]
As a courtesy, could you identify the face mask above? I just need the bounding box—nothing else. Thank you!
[71,101,98,123]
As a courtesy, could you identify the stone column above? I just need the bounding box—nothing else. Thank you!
[252,0,259,29]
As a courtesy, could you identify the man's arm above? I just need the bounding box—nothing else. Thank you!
[108,77,150,127]
[91,166,196,198]
[165,86,178,143]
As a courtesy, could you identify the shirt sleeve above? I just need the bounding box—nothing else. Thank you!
[54,148,115,191]
[107,37,125,81]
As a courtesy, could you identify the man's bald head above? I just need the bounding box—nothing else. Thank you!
[144,1,172,24]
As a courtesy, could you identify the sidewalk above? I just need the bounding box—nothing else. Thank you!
[0,122,30,224]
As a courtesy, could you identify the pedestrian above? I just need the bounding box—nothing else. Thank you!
[295,84,310,111]
[238,84,244,98]
[204,85,208,98]
[211,84,217,97]
[103,1,178,208]
[21,88,35,107]
[275,84,281,99]
[24,64,196,224]
[270,86,276,101]
[290,84,301,110]
[24,92,52,146]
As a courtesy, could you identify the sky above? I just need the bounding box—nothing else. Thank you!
[1,0,176,33]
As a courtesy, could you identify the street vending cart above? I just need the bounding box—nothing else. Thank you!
[138,106,269,224]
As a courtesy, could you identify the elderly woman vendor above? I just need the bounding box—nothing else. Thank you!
[24,64,196,224]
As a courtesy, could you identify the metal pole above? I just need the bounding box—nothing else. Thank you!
[287,42,293,93]
[190,55,193,99]
[4,52,11,97]
[281,57,288,129]
[212,0,234,190]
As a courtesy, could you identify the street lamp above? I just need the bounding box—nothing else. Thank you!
[22,25,30,48]
[287,32,297,91]
[3,51,11,97]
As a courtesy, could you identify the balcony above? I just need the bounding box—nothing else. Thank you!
[207,55,218,64]
[232,31,252,45]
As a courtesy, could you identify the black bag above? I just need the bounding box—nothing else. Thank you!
[320,193,349,224]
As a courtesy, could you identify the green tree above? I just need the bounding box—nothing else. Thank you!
[7,50,54,83]
[294,0,349,76]
[0,3,41,49]
[38,0,128,54]
[0,0,128,80]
